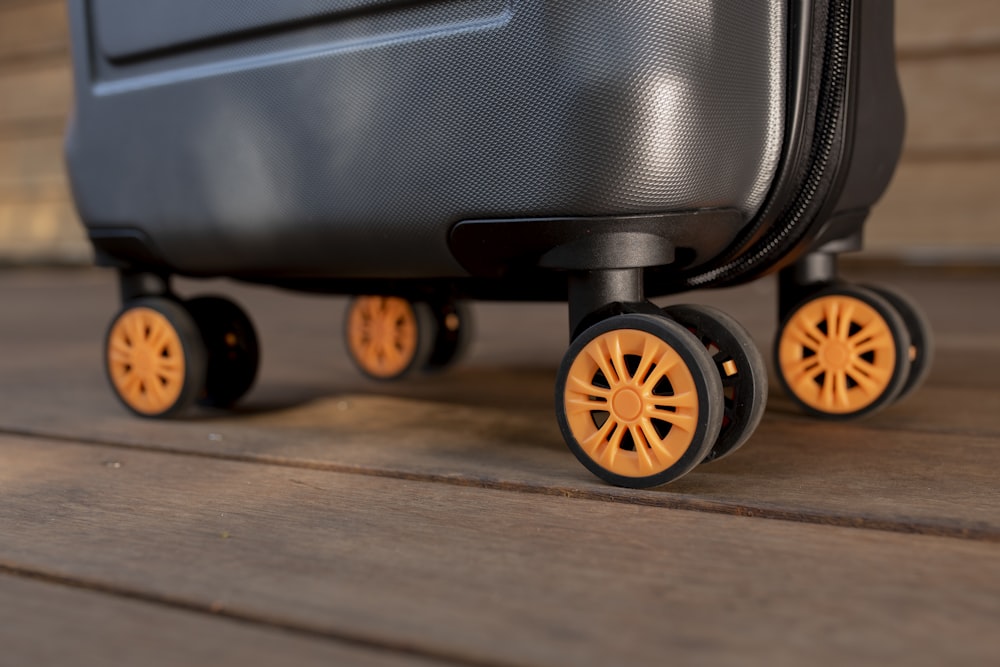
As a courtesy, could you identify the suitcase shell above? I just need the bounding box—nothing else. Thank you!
[63,1,781,282]
[66,1,902,294]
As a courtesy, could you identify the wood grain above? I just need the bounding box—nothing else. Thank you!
[898,54,1000,153]
[0,63,71,132]
[0,0,67,66]
[0,197,90,262]
[897,0,1000,57]
[0,268,997,540]
[867,157,1000,252]
[1,435,998,667]
[0,135,66,200]
[0,573,449,667]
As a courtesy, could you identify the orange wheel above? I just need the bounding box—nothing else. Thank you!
[555,314,723,488]
[345,296,433,380]
[775,286,910,419]
[104,298,206,418]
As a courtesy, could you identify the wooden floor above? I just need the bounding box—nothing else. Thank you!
[1,265,998,666]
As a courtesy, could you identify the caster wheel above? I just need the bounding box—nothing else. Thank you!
[185,296,259,408]
[775,285,911,419]
[555,313,724,488]
[345,296,435,380]
[426,299,472,370]
[663,304,767,462]
[105,297,207,418]
[864,285,933,402]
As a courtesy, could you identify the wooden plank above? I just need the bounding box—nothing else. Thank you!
[2,436,999,666]
[0,574,449,667]
[0,0,68,65]
[5,387,999,538]
[898,54,1000,153]
[0,196,90,263]
[896,0,1000,57]
[867,157,1000,254]
[0,62,71,131]
[0,134,67,199]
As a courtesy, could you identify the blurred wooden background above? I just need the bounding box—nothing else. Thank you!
[1,0,998,264]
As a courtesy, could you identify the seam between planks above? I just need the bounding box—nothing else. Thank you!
[1,425,997,544]
[897,41,1000,61]
[0,563,523,667]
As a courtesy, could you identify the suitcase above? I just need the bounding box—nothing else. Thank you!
[64,0,931,488]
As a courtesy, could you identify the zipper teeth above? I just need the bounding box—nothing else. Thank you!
[685,0,852,288]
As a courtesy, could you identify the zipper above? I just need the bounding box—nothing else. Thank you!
[683,0,853,288]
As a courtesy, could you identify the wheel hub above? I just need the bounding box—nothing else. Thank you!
[819,340,851,370]
[611,388,643,423]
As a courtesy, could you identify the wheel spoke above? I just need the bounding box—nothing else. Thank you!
[565,396,607,415]
[836,303,855,341]
[155,365,183,383]
[787,318,826,350]
[820,367,835,406]
[849,321,885,347]
[124,313,144,347]
[640,418,674,465]
[586,339,620,386]
[383,341,403,368]
[108,346,132,365]
[110,337,132,357]
[851,356,891,382]
[647,390,696,410]
[824,301,840,343]
[631,336,662,385]
[847,367,882,396]
[645,405,695,432]
[629,424,655,474]
[834,370,850,408]
[598,423,627,469]
[361,338,380,365]
[785,356,824,384]
[847,358,891,397]
[384,299,405,324]
[609,335,630,384]
[147,324,171,355]
[580,416,617,452]
[852,334,893,356]
[119,371,142,396]
[640,347,681,392]
[145,375,168,405]
[567,375,611,399]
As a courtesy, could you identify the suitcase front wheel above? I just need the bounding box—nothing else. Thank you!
[774,285,911,419]
[104,298,207,418]
[663,304,768,463]
[555,313,724,488]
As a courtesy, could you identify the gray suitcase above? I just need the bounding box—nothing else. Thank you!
[66,0,928,487]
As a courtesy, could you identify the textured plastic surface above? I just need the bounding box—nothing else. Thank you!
[66,0,785,279]
[93,0,412,61]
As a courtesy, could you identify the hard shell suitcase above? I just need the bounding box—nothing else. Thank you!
[64,0,930,488]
